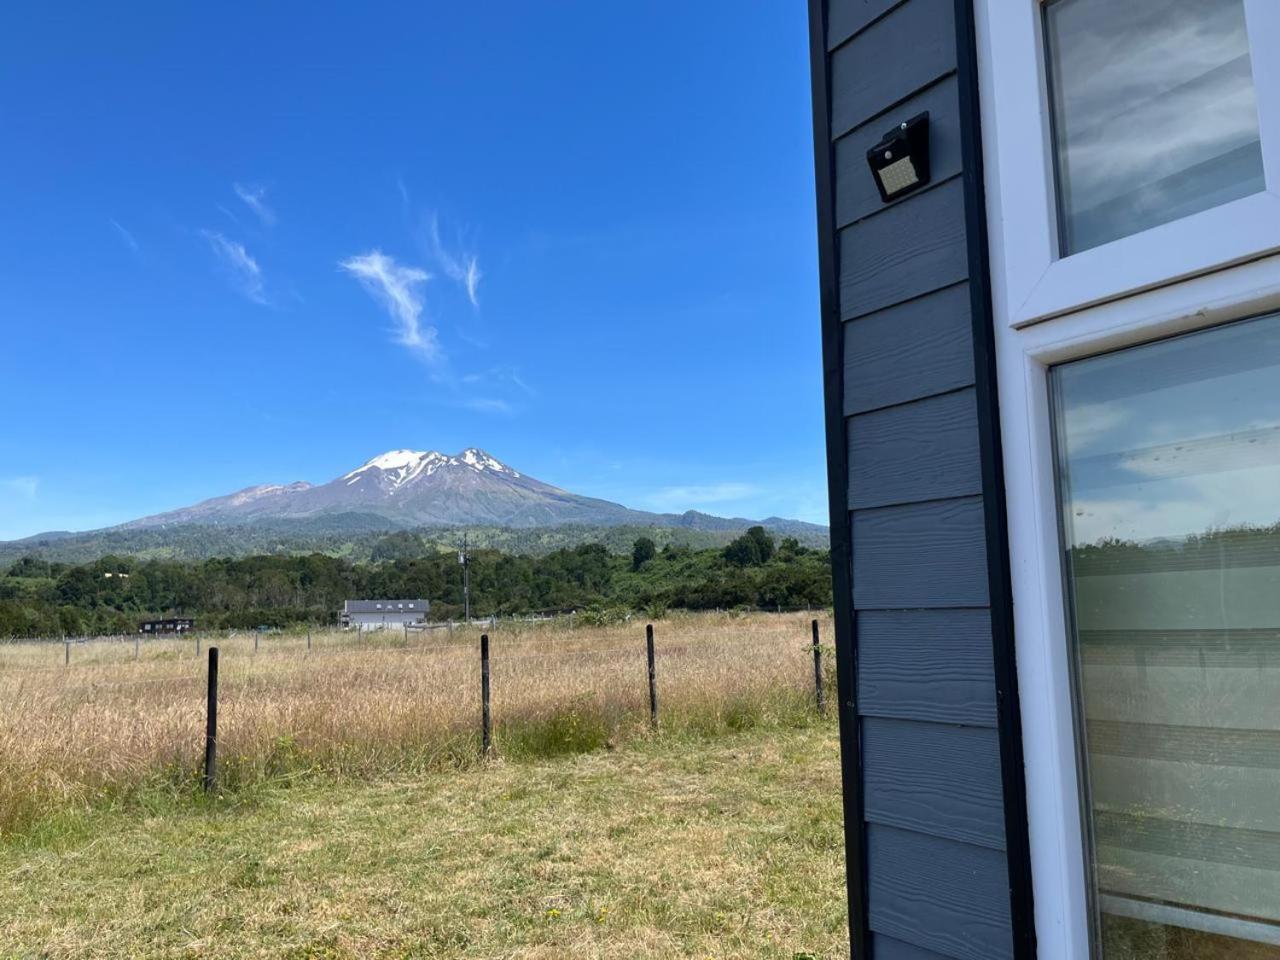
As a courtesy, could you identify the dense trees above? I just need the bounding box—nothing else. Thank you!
[0,521,829,566]
[722,526,777,567]
[631,536,656,571]
[0,534,832,637]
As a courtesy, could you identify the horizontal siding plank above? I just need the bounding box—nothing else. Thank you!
[830,0,957,137]
[848,388,981,509]
[844,282,974,415]
[874,933,955,960]
[827,0,905,51]
[863,717,1006,849]
[839,177,969,321]
[836,73,963,227]
[852,497,989,609]
[858,608,997,726]
[868,824,1013,960]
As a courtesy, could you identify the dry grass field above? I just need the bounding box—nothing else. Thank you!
[0,611,847,958]
[0,611,835,837]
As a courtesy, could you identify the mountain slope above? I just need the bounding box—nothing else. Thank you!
[11,449,826,556]
[121,448,673,529]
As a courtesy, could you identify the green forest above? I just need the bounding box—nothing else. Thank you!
[0,528,832,638]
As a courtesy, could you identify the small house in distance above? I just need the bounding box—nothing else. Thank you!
[340,599,429,630]
[139,618,195,635]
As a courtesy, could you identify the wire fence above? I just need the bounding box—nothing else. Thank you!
[0,611,836,833]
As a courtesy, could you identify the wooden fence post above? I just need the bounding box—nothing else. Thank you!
[811,619,826,716]
[646,624,658,729]
[195,634,201,658]
[480,633,492,755]
[306,627,312,656]
[134,633,140,660]
[254,629,260,655]
[203,647,219,793]
[64,636,70,666]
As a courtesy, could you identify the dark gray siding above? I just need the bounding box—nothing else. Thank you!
[815,0,1021,956]
[868,825,1013,960]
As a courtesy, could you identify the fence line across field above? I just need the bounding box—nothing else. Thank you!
[195,619,831,790]
[0,625,834,718]
[2,606,827,660]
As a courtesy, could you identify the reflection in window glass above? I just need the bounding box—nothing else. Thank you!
[1045,0,1265,254]
[1051,314,1280,959]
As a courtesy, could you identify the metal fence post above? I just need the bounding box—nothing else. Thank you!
[203,647,219,793]
[811,619,826,716]
[646,624,658,729]
[480,633,492,755]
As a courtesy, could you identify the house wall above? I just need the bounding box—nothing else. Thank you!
[808,1,1034,957]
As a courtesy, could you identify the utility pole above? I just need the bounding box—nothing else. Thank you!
[459,532,471,624]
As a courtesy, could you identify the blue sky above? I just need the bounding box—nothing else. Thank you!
[0,3,825,541]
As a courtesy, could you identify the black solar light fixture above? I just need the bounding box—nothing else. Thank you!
[867,111,930,203]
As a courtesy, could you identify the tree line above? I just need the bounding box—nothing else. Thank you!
[0,528,831,637]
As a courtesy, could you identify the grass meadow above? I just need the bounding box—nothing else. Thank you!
[0,611,846,958]
[0,611,834,836]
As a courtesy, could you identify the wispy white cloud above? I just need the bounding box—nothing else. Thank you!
[2,476,39,500]
[642,482,762,512]
[462,258,481,307]
[428,215,481,307]
[339,250,439,362]
[202,230,267,304]
[233,182,276,227]
[108,218,140,255]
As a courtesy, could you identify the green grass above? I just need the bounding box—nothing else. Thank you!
[0,723,848,959]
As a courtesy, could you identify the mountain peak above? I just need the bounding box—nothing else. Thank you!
[341,448,520,490]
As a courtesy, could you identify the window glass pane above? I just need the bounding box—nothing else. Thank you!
[1045,0,1265,255]
[1051,313,1280,958]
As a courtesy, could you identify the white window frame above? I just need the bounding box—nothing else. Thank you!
[983,0,1280,330]
[976,1,1280,957]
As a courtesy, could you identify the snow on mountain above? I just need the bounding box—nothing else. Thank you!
[342,450,445,488]
[341,448,521,490]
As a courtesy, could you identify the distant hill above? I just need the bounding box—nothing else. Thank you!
[0,448,828,564]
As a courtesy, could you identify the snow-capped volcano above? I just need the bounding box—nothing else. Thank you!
[341,448,521,491]
[119,448,646,529]
[1,447,830,556]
